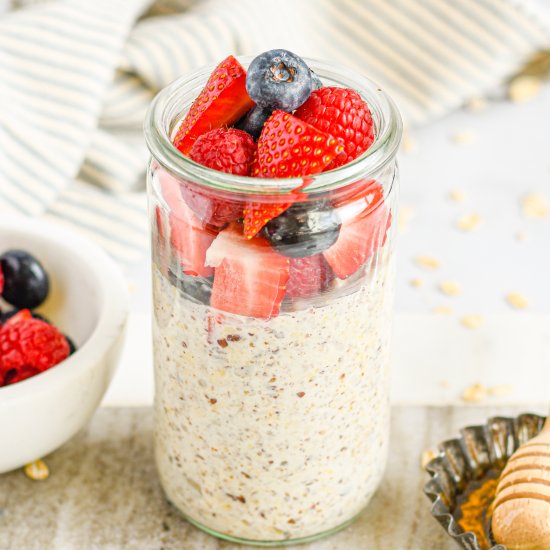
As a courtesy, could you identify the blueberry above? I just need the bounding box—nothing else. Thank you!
[310,69,323,90]
[65,334,77,355]
[0,250,49,309]
[246,49,314,111]
[168,270,212,305]
[236,106,272,140]
[262,200,341,258]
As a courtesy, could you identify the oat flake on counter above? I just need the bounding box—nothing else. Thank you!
[438,281,461,297]
[414,255,440,270]
[506,292,529,310]
[24,459,49,481]
[522,193,549,219]
[456,213,481,232]
[461,315,483,329]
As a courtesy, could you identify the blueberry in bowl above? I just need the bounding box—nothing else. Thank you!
[0,216,128,474]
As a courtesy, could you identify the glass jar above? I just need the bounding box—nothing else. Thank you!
[144,57,402,546]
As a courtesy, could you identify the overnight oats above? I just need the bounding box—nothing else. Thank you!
[144,50,402,545]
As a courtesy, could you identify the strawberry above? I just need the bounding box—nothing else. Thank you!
[295,87,374,170]
[173,56,255,155]
[244,111,342,238]
[157,169,215,277]
[323,183,390,279]
[286,255,334,299]
[332,179,381,208]
[243,200,296,239]
[206,225,289,319]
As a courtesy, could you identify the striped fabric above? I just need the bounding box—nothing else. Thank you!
[0,0,548,262]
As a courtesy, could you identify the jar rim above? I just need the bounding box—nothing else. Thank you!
[144,55,402,196]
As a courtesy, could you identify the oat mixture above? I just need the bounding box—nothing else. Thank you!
[152,254,394,541]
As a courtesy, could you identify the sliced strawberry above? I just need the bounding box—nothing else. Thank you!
[243,199,296,239]
[157,168,215,277]
[173,56,255,155]
[323,184,391,279]
[332,179,381,208]
[251,111,343,178]
[286,255,334,299]
[244,111,342,238]
[206,225,289,319]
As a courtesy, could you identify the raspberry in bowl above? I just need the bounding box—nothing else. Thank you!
[0,216,128,474]
[144,50,402,545]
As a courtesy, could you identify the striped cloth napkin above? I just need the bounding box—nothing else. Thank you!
[0,0,548,262]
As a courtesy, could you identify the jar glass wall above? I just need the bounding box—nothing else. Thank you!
[145,57,402,546]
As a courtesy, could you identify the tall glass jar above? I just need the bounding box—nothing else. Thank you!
[144,57,402,546]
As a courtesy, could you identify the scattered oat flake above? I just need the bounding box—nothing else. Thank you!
[462,383,488,403]
[466,97,488,112]
[439,280,462,296]
[433,306,452,315]
[440,379,450,388]
[410,278,424,288]
[401,129,416,153]
[461,315,483,329]
[506,292,528,310]
[421,450,438,469]
[451,131,477,145]
[415,255,440,269]
[508,75,541,103]
[398,206,415,233]
[515,230,529,242]
[24,459,49,481]
[456,213,481,232]
[488,384,513,397]
[522,193,549,219]
[449,189,466,203]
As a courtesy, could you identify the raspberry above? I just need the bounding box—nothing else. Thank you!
[0,318,70,386]
[189,128,256,176]
[286,255,334,299]
[295,87,374,170]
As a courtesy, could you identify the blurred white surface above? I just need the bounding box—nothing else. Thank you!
[103,82,550,408]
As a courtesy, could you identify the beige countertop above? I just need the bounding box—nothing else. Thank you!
[1,405,545,549]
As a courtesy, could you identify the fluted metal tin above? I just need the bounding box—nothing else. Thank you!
[423,413,546,550]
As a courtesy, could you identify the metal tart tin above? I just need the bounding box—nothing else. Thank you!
[423,413,546,550]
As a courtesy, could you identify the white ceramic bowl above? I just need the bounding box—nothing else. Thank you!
[0,216,129,473]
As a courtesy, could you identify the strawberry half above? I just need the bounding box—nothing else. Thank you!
[244,111,343,238]
[206,225,289,319]
[323,183,390,279]
[173,56,255,155]
[157,169,215,277]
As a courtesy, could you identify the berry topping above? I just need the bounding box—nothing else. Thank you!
[0,317,70,387]
[323,183,390,279]
[310,69,323,90]
[206,225,289,319]
[0,250,49,309]
[157,170,215,277]
[4,308,32,326]
[295,87,374,170]
[262,200,341,258]
[173,55,255,155]
[236,105,273,140]
[189,128,256,176]
[285,255,334,299]
[246,49,314,111]
[251,111,343,178]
